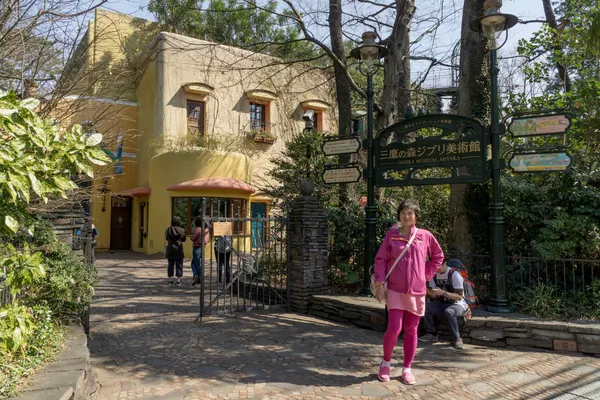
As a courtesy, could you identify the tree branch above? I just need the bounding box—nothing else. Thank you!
[281,0,367,98]
[519,19,547,24]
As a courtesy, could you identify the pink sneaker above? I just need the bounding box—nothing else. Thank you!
[402,370,416,385]
[378,361,391,382]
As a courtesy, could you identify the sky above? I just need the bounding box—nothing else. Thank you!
[102,0,546,89]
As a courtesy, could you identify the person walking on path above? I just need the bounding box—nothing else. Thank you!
[165,216,187,285]
[373,199,444,385]
[190,215,210,286]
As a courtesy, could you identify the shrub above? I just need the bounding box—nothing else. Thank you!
[327,203,396,293]
[8,218,98,320]
[514,280,600,321]
[514,283,562,319]
[0,304,63,398]
[26,241,98,319]
[0,305,35,356]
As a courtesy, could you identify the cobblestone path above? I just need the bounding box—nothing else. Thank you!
[89,252,600,400]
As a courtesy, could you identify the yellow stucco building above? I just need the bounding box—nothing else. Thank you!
[62,9,336,256]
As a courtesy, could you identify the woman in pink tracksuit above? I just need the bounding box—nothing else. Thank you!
[373,199,444,385]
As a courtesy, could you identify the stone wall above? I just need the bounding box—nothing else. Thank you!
[310,294,387,332]
[310,295,600,356]
[9,324,94,400]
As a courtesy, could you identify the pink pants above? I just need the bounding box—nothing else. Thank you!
[383,309,420,368]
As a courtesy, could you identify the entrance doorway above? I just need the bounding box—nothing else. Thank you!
[110,196,132,250]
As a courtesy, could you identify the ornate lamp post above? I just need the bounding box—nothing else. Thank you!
[470,0,517,313]
[350,32,388,295]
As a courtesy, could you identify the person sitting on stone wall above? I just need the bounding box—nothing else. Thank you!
[419,259,468,349]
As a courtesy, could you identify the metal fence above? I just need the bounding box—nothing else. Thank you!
[1,274,12,307]
[446,253,600,301]
[198,217,290,320]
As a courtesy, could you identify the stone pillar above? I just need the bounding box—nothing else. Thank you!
[289,181,329,313]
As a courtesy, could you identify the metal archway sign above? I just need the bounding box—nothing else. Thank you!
[374,114,489,187]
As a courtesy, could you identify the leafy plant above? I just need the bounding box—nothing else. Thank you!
[0,91,108,235]
[0,305,35,355]
[1,244,45,297]
[24,240,98,319]
[0,91,105,396]
[0,304,63,398]
[514,283,562,319]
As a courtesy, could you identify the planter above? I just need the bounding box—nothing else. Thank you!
[248,133,276,144]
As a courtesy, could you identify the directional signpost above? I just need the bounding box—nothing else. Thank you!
[509,152,572,173]
[322,165,362,184]
[508,113,571,137]
[322,136,361,156]
[320,135,362,185]
[507,112,572,173]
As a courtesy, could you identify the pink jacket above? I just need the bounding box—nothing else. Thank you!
[374,224,444,296]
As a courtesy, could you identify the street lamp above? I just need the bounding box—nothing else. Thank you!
[350,32,388,295]
[470,0,517,313]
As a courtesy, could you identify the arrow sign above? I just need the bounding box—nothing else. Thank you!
[508,114,571,137]
[322,165,362,184]
[509,152,572,173]
[322,136,361,156]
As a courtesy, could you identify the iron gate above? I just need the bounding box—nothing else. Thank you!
[197,216,290,320]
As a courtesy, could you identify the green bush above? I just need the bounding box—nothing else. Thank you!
[327,203,396,293]
[466,173,600,259]
[514,280,600,321]
[0,304,63,398]
[0,305,35,356]
[514,283,562,319]
[31,248,97,319]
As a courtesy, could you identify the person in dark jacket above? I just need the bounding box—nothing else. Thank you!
[165,216,187,285]
[214,235,232,284]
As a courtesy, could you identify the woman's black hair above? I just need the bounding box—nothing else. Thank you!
[171,216,182,227]
[397,199,421,221]
[194,215,203,227]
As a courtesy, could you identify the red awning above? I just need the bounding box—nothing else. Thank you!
[167,178,255,194]
[118,187,151,197]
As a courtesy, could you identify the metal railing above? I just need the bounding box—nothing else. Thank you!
[1,275,13,307]
[198,216,290,320]
[248,120,275,133]
[445,253,600,301]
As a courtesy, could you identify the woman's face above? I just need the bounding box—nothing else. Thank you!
[399,207,417,227]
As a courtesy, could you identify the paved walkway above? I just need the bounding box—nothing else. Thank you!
[89,252,600,400]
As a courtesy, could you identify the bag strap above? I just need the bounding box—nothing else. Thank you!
[384,227,419,282]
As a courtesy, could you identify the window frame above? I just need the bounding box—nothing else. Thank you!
[303,108,323,132]
[186,98,206,136]
[171,197,249,235]
[249,100,271,133]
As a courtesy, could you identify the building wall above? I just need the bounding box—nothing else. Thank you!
[53,98,139,251]
[63,10,337,254]
[144,32,337,188]
[87,9,157,102]
[135,59,158,188]
[146,149,252,256]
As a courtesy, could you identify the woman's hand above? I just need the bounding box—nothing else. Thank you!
[429,288,444,298]
[375,283,386,302]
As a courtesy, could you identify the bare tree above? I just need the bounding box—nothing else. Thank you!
[0,0,108,97]
[380,0,415,126]
[448,0,486,253]
[329,0,353,136]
